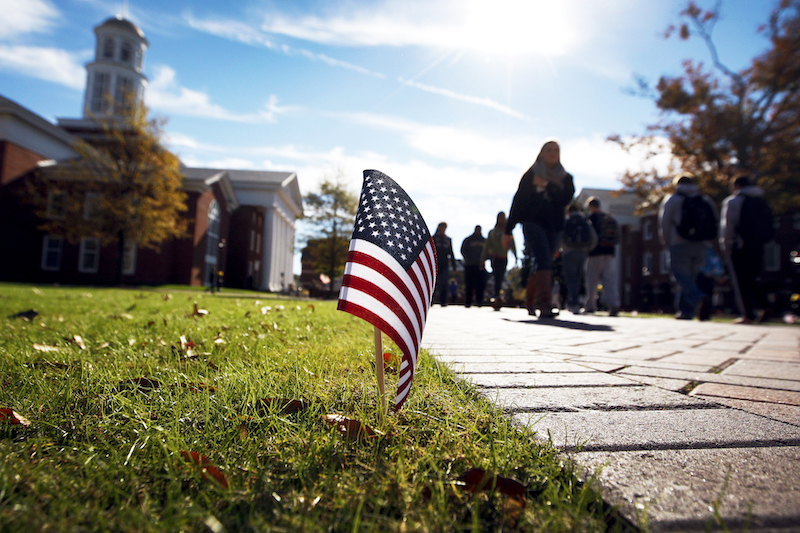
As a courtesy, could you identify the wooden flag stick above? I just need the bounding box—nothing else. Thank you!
[373,326,387,418]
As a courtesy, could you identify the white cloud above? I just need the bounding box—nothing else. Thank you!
[398,78,525,119]
[0,45,85,89]
[146,65,296,122]
[256,0,584,57]
[0,0,59,40]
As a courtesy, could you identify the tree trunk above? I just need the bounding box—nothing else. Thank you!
[328,220,338,298]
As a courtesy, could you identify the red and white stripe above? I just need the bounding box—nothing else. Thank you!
[338,237,438,410]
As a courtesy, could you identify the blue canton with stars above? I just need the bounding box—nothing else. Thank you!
[352,170,431,271]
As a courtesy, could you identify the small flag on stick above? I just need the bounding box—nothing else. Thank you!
[338,170,438,411]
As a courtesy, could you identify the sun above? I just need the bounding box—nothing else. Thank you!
[459,0,576,58]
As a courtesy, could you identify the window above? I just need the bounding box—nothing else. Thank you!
[624,257,631,278]
[764,242,780,272]
[83,192,101,220]
[204,200,221,285]
[78,238,100,273]
[643,220,653,241]
[642,252,653,277]
[90,73,111,113]
[46,190,66,219]
[256,233,262,254]
[249,230,255,251]
[120,40,132,63]
[102,37,114,59]
[122,241,137,275]
[660,249,671,274]
[41,236,63,271]
[114,77,133,114]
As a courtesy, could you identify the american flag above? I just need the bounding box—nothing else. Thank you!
[338,170,438,411]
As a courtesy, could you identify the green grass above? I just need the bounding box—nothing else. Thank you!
[0,283,632,532]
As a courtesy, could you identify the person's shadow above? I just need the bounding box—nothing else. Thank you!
[504,317,613,331]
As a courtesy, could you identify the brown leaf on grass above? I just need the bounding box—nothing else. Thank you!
[72,335,86,350]
[0,408,31,427]
[189,303,209,317]
[180,451,229,489]
[180,335,195,356]
[33,343,60,352]
[162,293,172,301]
[180,381,217,393]
[252,398,308,416]
[321,414,382,441]
[9,309,38,320]
[456,468,526,501]
[30,361,71,370]
[119,377,162,390]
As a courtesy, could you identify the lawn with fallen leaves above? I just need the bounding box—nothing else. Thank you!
[0,283,632,532]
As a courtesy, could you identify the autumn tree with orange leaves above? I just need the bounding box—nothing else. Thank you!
[610,0,800,213]
[30,97,188,284]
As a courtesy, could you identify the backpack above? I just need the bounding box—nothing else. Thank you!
[737,195,774,245]
[597,213,619,247]
[562,214,593,249]
[676,194,717,241]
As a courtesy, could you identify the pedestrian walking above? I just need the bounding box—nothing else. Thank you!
[433,222,457,306]
[504,140,575,317]
[461,225,487,307]
[584,197,621,315]
[719,174,775,324]
[561,203,597,314]
[481,212,517,309]
[658,173,719,320]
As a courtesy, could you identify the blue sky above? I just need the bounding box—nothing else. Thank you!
[0,0,778,273]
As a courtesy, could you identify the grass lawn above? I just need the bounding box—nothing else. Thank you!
[0,283,632,532]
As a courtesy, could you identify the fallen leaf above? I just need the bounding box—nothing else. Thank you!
[321,414,382,441]
[252,398,308,416]
[0,408,31,427]
[119,377,162,390]
[456,468,526,501]
[180,382,217,393]
[9,309,38,320]
[191,303,209,317]
[33,343,60,352]
[30,361,70,370]
[180,451,229,489]
[72,335,87,350]
[162,294,172,301]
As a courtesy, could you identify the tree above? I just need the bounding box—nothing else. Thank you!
[30,98,188,284]
[610,0,800,213]
[302,173,358,296]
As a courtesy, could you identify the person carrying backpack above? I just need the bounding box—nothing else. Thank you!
[585,196,621,316]
[561,203,597,313]
[659,173,719,320]
[720,174,774,324]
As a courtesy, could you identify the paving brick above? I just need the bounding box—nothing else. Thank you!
[690,382,800,406]
[513,408,800,451]
[652,351,737,367]
[442,361,592,374]
[692,396,800,426]
[722,359,800,380]
[614,374,693,392]
[482,385,708,413]
[576,447,800,533]
[461,372,639,389]
[433,354,564,365]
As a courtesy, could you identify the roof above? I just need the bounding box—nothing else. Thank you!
[0,94,77,158]
[95,16,148,44]
[182,167,303,217]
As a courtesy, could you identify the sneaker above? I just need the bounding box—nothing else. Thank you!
[609,307,619,317]
[733,317,753,325]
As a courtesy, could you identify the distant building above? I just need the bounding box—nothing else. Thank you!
[0,16,301,290]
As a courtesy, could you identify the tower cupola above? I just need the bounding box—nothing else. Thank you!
[82,16,148,118]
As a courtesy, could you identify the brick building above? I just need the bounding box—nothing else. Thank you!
[0,16,301,290]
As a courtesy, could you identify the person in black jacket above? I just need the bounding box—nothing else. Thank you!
[503,140,575,317]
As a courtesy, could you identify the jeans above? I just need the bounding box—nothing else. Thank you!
[562,250,587,308]
[585,254,620,312]
[669,242,707,318]
[522,222,559,272]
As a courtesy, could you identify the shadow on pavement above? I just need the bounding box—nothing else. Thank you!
[504,318,614,331]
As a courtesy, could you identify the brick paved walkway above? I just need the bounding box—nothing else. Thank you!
[421,306,800,532]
